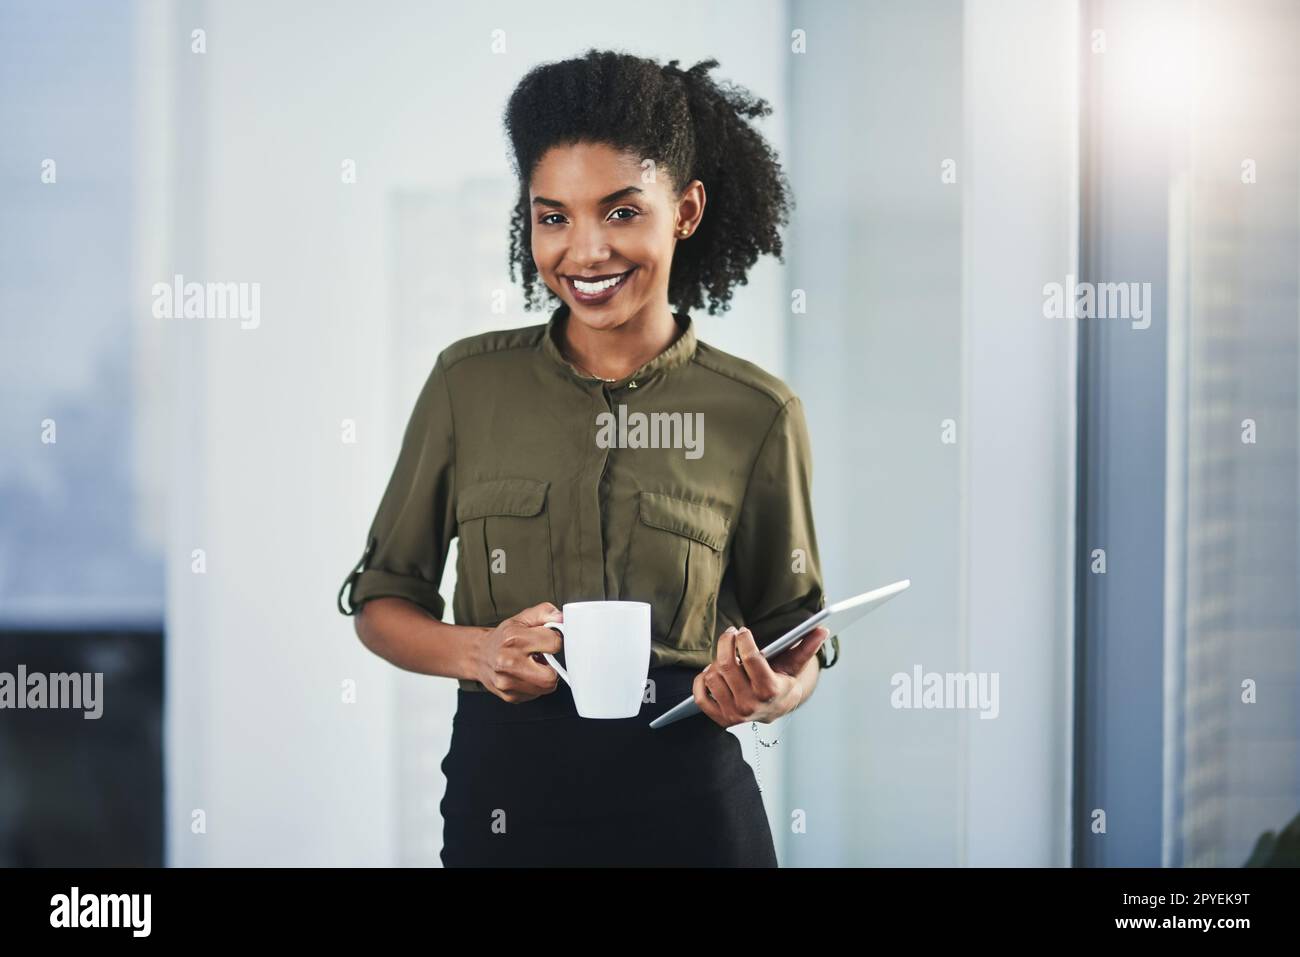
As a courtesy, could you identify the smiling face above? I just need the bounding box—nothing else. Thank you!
[529,140,703,334]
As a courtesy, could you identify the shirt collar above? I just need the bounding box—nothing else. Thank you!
[540,302,697,391]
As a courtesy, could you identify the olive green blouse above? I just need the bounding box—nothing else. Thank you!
[337,304,838,692]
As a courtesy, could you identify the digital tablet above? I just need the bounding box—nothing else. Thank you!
[648,578,911,729]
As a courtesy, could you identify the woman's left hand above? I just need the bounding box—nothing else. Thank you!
[692,625,830,728]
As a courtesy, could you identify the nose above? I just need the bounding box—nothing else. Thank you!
[567,217,612,269]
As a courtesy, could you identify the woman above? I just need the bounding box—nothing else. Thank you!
[337,49,838,867]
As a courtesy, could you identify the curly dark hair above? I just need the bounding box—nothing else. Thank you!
[503,48,794,317]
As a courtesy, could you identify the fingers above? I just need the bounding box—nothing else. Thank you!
[487,609,565,699]
[488,658,559,699]
[514,629,563,690]
[713,625,742,695]
[771,626,829,676]
[714,626,751,706]
[489,669,557,701]
[733,627,781,703]
[698,622,815,724]
[715,624,738,665]
[511,602,563,627]
[513,620,564,686]
[710,625,776,715]
[508,623,563,657]
[692,670,729,727]
[703,664,739,713]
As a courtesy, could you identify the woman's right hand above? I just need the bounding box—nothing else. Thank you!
[471,602,565,703]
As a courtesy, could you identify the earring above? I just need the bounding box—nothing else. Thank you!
[678,228,689,237]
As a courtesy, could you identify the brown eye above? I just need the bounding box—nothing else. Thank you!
[609,207,639,221]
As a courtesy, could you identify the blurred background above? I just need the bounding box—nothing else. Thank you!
[1,0,1296,867]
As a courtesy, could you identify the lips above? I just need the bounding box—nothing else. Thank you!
[566,267,635,305]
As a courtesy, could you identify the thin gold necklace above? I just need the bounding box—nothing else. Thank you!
[562,319,681,383]
[567,355,620,382]
[563,345,650,383]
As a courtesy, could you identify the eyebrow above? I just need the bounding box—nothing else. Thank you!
[531,186,645,210]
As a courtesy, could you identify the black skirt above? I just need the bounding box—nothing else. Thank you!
[438,665,778,867]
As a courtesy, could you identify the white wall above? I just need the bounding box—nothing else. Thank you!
[958,0,1076,866]
[781,0,1075,866]
[781,0,966,867]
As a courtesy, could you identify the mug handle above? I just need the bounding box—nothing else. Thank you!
[540,621,570,687]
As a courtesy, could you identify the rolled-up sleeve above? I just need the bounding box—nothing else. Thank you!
[731,396,838,670]
[337,353,456,620]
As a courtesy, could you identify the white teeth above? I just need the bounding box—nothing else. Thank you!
[572,272,627,294]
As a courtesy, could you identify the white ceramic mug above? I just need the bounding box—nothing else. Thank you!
[542,601,651,719]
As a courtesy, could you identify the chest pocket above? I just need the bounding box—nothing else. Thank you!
[455,478,554,624]
[621,492,730,653]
